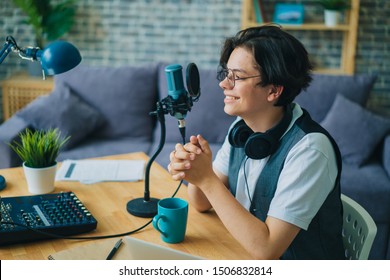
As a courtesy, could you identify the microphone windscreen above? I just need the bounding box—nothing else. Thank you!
[186,63,200,98]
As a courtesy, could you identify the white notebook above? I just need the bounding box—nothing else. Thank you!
[55,159,145,184]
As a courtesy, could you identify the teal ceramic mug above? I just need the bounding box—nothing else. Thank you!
[152,197,188,243]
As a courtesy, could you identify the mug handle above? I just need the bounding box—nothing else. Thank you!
[152,214,167,237]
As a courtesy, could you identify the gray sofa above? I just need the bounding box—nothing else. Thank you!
[1,63,389,259]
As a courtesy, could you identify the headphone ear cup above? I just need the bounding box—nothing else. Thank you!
[245,133,277,160]
[228,120,253,148]
[245,105,293,159]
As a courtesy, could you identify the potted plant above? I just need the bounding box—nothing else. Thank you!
[11,0,77,49]
[317,0,350,26]
[9,128,69,194]
[11,0,77,75]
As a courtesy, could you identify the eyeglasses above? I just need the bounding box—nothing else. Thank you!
[217,67,262,88]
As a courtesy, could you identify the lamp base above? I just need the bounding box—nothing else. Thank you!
[126,197,159,218]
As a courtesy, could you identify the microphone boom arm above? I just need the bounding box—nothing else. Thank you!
[144,102,166,201]
[126,100,169,218]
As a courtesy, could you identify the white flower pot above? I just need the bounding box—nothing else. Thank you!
[324,10,340,27]
[23,162,57,194]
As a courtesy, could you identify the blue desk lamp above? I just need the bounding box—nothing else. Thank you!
[0,36,81,77]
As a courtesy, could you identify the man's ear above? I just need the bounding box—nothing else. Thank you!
[267,85,284,102]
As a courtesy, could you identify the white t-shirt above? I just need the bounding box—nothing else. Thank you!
[213,104,338,230]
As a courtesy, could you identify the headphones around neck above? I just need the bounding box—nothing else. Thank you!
[228,105,293,159]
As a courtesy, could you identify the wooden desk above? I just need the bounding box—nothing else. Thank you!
[0,152,251,260]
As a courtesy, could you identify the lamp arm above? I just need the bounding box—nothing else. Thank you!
[0,36,42,64]
[18,47,42,62]
[0,37,16,64]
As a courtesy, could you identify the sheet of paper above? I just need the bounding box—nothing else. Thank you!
[55,159,145,184]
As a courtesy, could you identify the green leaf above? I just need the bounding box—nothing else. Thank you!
[10,0,77,47]
[44,6,76,40]
[8,128,70,168]
[317,0,350,10]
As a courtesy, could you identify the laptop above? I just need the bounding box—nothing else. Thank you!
[48,236,203,260]
[123,236,204,260]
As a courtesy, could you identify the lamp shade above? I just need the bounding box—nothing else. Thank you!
[38,41,82,75]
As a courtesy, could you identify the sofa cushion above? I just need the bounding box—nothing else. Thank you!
[295,73,377,122]
[384,134,390,178]
[55,64,159,140]
[16,82,105,149]
[0,116,30,168]
[58,137,152,161]
[321,94,390,166]
[341,162,390,223]
[156,64,235,144]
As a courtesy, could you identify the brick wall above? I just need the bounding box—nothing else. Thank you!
[260,0,390,115]
[1,0,389,121]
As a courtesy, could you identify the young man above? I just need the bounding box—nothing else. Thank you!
[168,25,345,260]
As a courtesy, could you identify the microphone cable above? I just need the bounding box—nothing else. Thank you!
[0,134,187,242]
[0,180,185,242]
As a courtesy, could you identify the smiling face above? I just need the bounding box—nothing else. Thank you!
[219,47,282,130]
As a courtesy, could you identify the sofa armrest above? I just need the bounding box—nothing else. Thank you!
[383,134,390,178]
[0,116,30,168]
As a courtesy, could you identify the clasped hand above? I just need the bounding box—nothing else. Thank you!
[168,135,214,187]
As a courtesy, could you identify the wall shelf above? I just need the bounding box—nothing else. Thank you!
[241,0,360,74]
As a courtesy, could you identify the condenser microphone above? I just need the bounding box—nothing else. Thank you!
[127,63,200,218]
[165,64,189,128]
[164,63,200,139]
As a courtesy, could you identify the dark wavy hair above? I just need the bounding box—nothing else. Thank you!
[219,24,313,106]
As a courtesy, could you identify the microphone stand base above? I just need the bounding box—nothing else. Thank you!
[126,197,159,218]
